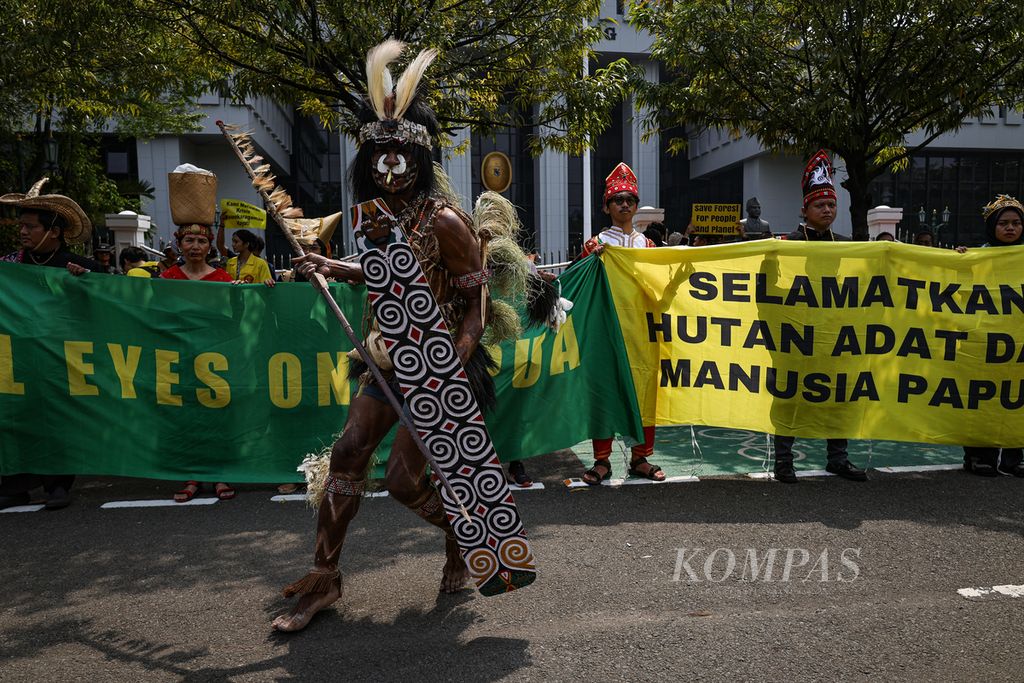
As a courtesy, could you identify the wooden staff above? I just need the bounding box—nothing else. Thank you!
[216,120,470,522]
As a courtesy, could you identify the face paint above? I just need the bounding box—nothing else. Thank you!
[372,144,418,193]
[377,153,408,185]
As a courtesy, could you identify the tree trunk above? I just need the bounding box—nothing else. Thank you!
[841,160,873,241]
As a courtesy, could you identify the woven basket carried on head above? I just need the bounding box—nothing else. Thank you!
[168,172,218,226]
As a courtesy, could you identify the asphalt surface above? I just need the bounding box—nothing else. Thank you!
[2,450,1023,682]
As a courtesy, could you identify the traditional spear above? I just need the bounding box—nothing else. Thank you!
[215,120,470,522]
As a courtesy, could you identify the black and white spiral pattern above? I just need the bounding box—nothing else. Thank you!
[423,433,460,469]
[374,300,407,334]
[360,241,535,592]
[391,346,428,383]
[440,383,477,419]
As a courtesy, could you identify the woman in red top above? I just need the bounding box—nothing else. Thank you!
[160,224,234,501]
[160,224,233,282]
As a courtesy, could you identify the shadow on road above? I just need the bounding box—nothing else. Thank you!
[0,597,531,680]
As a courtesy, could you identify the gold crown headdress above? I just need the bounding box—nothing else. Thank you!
[357,40,438,151]
[982,194,1024,220]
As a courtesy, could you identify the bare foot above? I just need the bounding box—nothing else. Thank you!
[440,536,470,593]
[272,581,342,632]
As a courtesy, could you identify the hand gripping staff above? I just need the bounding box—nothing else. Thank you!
[215,119,471,523]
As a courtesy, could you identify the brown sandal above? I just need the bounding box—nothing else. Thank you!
[628,457,665,481]
[582,459,612,486]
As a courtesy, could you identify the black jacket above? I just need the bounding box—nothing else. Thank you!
[785,224,850,242]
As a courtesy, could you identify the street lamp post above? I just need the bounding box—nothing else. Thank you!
[43,134,59,174]
[917,205,951,244]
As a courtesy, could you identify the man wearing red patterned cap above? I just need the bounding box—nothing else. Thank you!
[579,163,664,484]
[772,150,866,484]
[784,150,850,243]
[581,163,655,255]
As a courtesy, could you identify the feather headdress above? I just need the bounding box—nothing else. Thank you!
[359,40,438,150]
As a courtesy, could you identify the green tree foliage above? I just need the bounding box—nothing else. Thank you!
[0,0,226,231]
[149,0,636,154]
[630,0,1024,239]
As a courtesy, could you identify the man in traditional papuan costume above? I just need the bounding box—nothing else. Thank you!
[274,41,557,632]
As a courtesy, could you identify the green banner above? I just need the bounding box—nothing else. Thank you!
[0,258,641,482]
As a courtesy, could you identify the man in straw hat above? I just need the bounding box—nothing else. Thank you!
[1,178,100,275]
[0,178,101,510]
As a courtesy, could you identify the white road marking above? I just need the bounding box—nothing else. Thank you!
[509,482,546,491]
[0,504,46,513]
[270,491,390,502]
[876,464,962,473]
[747,469,835,480]
[958,584,1024,599]
[564,475,699,488]
[101,498,219,509]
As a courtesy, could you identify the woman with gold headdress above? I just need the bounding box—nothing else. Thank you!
[962,194,1024,477]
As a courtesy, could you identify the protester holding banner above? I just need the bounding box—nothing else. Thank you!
[913,230,935,247]
[0,178,101,510]
[580,163,665,485]
[162,167,237,502]
[962,194,1024,477]
[224,229,274,286]
[118,246,159,277]
[772,151,865,483]
[160,224,233,283]
[160,224,234,500]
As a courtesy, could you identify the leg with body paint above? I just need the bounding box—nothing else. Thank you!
[385,427,470,593]
[272,393,398,632]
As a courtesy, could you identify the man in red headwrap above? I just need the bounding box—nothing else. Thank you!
[773,150,865,483]
[579,163,664,484]
[784,150,850,242]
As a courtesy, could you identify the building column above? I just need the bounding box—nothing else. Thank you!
[442,127,473,210]
[630,60,660,206]
[135,137,182,246]
[535,145,569,258]
[338,132,358,256]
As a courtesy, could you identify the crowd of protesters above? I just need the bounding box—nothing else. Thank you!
[1,152,1022,511]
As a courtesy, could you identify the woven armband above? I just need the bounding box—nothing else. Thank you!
[451,268,492,290]
[325,475,366,497]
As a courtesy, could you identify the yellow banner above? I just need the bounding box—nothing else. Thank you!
[690,202,741,235]
[220,198,266,230]
[602,241,1024,447]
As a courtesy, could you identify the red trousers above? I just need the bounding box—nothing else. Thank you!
[593,426,656,461]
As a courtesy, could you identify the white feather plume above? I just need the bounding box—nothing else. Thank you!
[394,48,438,120]
[366,39,405,120]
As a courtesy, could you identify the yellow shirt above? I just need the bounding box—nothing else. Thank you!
[226,255,273,283]
[126,262,159,277]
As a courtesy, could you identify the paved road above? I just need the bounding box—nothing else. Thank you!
[1,451,1022,681]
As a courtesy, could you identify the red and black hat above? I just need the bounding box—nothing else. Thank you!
[604,162,639,204]
[802,150,836,209]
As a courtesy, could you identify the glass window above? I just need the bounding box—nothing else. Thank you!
[106,151,129,175]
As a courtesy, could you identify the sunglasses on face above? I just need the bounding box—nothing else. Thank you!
[611,196,637,207]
